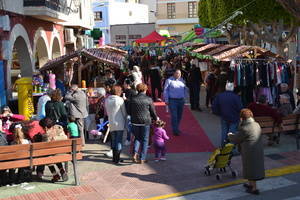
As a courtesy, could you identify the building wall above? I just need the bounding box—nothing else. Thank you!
[93,0,149,44]
[110,23,155,45]
[140,0,157,23]
[1,0,24,15]
[156,0,199,36]
[109,2,149,25]
[0,10,64,98]
[158,24,195,36]
[93,1,110,44]
[62,0,95,30]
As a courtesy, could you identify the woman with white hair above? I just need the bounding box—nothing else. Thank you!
[132,66,143,88]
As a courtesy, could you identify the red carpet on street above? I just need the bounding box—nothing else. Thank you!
[153,102,215,153]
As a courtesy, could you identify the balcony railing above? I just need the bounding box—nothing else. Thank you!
[23,0,69,15]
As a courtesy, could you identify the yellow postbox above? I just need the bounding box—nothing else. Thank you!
[15,77,34,120]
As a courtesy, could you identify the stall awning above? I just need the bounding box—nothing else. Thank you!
[192,44,283,61]
[40,48,126,71]
[135,31,166,44]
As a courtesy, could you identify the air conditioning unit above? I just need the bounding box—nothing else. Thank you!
[64,28,76,44]
[0,15,10,31]
[2,40,11,60]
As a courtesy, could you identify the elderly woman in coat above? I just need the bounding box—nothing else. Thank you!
[228,109,265,195]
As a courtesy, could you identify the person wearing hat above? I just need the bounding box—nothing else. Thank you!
[212,82,243,146]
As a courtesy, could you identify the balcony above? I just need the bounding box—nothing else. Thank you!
[23,0,69,22]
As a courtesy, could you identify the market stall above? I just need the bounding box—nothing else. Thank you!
[39,47,127,88]
[191,43,291,107]
[135,31,166,44]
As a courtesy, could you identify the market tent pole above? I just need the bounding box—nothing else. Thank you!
[78,55,83,87]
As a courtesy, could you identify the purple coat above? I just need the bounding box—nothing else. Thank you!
[152,127,169,143]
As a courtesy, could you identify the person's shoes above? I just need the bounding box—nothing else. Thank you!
[154,158,160,162]
[37,172,43,180]
[51,174,60,183]
[105,150,113,158]
[124,140,131,146]
[157,98,162,102]
[245,188,260,195]
[140,160,148,164]
[60,169,68,182]
[132,153,139,163]
[196,107,203,112]
[115,150,123,164]
[243,183,253,189]
[160,157,166,161]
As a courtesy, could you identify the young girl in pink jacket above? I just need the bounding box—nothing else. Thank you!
[152,120,169,162]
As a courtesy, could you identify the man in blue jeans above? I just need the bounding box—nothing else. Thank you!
[212,82,243,146]
[164,70,188,136]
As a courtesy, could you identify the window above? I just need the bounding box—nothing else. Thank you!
[115,35,126,40]
[129,35,142,39]
[167,3,175,19]
[94,11,103,21]
[188,2,197,18]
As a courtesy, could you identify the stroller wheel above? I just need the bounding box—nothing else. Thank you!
[216,174,222,180]
[231,170,238,178]
[204,169,211,176]
[219,168,226,172]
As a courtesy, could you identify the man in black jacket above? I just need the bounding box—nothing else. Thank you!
[128,83,158,164]
[149,61,163,102]
[188,64,203,111]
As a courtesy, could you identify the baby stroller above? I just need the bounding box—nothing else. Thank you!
[204,143,238,180]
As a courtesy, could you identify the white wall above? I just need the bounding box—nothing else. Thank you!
[140,0,156,23]
[1,0,24,14]
[61,0,95,30]
[109,2,149,25]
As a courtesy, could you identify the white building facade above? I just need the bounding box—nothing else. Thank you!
[93,0,149,44]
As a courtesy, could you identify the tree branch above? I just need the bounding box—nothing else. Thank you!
[282,19,298,42]
[276,0,300,21]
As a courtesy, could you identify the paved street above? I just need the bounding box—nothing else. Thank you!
[167,174,300,200]
[0,103,300,200]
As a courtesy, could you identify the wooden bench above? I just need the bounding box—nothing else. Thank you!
[0,138,83,185]
[255,115,300,149]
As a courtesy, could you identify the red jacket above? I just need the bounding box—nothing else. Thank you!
[247,103,282,124]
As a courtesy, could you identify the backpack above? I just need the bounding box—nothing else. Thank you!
[0,132,8,146]
[47,102,60,123]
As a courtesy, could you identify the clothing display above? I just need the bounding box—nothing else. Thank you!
[230,60,293,107]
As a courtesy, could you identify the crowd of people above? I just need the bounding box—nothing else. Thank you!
[0,47,299,195]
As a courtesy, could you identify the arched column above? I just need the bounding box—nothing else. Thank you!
[33,27,50,68]
[51,37,62,59]
[7,24,34,93]
[50,27,63,59]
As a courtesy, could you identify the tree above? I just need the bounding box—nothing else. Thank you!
[276,0,300,20]
[198,0,298,55]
